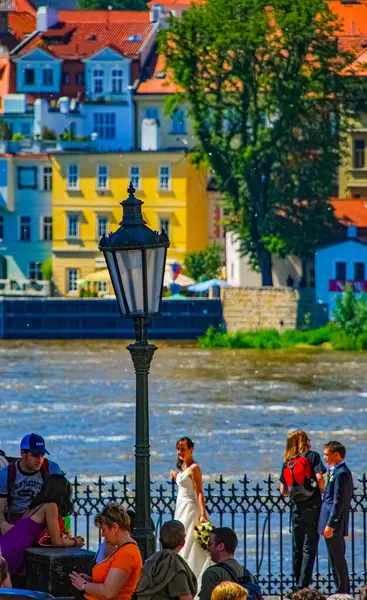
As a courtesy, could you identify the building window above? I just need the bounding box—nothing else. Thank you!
[20,216,31,241]
[97,281,108,293]
[96,165,109,190]
[29,261,42,280]
[42,216,52,241]
[159,165,171,191]
[61,72,70,85]
[76,72,85,85]
[144,108,159,120]
[97,216,108,237]
[129,165,140,190]
[93,113,116,139]
[159,216,170,238]
[67,164,79,190]
[335,261,346,280]
[17,166,37,189]
[42,68,53,85]
[67,214,79,238]
[24,68,34,85]
[93,69,104,94]
[111,69,123,93]
[353,140,365,169]
[171,109,186,134]
[21,122,32,137]
[0,216,3,241]
[355,262,365,281]
[67,268,78,292]
[42,166,52,191]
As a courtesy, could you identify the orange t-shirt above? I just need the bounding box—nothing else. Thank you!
[85,543,143,600]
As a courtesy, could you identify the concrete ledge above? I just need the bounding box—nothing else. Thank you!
[25,548,95,598]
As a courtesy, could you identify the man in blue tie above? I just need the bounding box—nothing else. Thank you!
[318,441,353,593]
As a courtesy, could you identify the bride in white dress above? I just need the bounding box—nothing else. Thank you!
[170,437,212,589]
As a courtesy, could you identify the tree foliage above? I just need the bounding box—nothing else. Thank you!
[78,0,147,10]
[184,242,223,281]
[41,258,52,281]
[160,0,363,284]
[333,285,367,336]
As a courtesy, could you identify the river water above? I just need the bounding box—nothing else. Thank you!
[0,340,366,481]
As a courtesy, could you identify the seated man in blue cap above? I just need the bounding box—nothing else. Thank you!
[0,433,62,533]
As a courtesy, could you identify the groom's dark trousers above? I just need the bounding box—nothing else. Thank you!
[318,462,353,593]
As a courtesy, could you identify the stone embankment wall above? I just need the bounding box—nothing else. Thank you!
[222,287,328,332]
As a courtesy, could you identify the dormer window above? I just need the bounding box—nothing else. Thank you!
[127,35,142,42]
[24,68,35,85]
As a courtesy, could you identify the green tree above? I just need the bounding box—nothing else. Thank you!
[333,285,367,336]
[160,0,362,285]
[184,242,223,281]
[78,0,147,9]
[41,258,52,281]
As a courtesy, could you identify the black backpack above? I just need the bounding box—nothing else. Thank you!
[216,562,264,600]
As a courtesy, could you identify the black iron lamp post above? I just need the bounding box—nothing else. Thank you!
[99,182,170,559]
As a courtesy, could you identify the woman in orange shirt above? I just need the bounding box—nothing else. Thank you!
[70,503,142,600]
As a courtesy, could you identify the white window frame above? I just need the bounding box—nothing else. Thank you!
[92,69,104,94]
[67,268,78,292]
[67,164,79,190]
[29,261,43,280]
[41,216,52,241]
[19,216,31,241]
[158,216,170,238]
[129,165,141,190]
[97,215,108,238]
[67,214,79,238]
[96,165,109,191]
[111,68,123,94]
[42,165,52,191]
[158,165,171,191]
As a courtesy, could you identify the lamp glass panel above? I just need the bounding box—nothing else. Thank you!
[105,251,126,315]
[146,246,166,313]
[116,249,144,314]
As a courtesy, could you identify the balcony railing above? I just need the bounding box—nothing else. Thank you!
[84,91,129,105]
[0,139,96,154]
[0,279,50,297]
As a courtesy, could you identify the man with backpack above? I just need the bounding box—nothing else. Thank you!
[280,430,326,591]
[200,528,262,600]
[0,433,62,533]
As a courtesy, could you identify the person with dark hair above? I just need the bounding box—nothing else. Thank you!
[200,528,255,600]
[0,434,62,532]
[291,589,326,600]
[0,474,84,574]
[136,520,197,600]
[70,503,142,600]
[0,557,11,588]
[318,441,353,593]
[170,437,210,585]
[279,430,325,590]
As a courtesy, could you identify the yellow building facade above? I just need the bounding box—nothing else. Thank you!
[50,151,208,296]
[339,114,367,199]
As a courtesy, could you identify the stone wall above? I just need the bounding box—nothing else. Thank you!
[222,287,328,332]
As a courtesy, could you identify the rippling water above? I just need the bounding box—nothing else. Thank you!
[0,341,366,483]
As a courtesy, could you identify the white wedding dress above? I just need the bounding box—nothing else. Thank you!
[174,468,212,591]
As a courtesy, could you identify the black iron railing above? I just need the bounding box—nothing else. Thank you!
[71,473,367,597]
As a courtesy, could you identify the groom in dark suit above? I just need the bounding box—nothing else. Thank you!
[318,440,353,593]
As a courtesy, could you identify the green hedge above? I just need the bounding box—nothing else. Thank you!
[198,325,367,351]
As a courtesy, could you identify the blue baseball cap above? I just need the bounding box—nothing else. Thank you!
[20,433,50,455]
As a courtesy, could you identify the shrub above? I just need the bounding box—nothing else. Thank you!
[330,330,359,351]
[333,285,367,336]
[42,126,57,141]
[12,133,24,141]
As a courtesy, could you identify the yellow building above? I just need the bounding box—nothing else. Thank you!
[339,113,367,199]
[50,151,208,296]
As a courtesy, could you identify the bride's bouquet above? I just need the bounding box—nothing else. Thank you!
[194,521,214,550]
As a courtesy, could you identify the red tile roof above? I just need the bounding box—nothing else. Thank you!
[14,20,154,59]
[8,11,36,40]
[329,0,367,36]
[136,53,181,94]
[332,198,367,227]
[58,9,150,22]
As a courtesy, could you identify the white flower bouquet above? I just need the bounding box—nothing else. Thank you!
[194,521,214,550]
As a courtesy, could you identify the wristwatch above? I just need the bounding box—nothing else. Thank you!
[82,582,87,593]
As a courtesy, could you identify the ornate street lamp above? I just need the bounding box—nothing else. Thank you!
[99,182,169,559]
